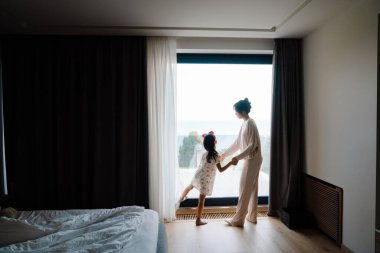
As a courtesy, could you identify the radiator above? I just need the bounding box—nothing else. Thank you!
[304,174,343,246]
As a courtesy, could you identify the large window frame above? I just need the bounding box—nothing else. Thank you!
[177,53,272,207]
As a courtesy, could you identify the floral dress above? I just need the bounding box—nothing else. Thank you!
[191,152,220,196]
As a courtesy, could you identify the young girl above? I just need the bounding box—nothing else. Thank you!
[177,131,237,226]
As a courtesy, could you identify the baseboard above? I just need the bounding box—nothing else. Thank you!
[342,244,354,253]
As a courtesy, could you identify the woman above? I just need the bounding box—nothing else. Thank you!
[221,98,263,227]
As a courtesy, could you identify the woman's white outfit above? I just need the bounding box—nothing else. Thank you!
[223,118,262,225]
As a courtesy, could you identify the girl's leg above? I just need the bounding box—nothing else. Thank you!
[179,184,193,202]
[196,193,207,226]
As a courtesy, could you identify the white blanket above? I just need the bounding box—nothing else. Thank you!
[0,206,159,253]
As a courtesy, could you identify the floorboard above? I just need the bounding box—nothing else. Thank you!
[165,217,351,253]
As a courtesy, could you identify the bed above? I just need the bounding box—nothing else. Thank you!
[0,206,168,253]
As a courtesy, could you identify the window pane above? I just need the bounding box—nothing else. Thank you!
[177,63,272,199]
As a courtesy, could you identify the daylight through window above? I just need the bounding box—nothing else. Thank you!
[177,54,272,202]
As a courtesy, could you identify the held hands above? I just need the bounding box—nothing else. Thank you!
[231,157,238,166]
[220,154,238,166]
[217,156,239,173]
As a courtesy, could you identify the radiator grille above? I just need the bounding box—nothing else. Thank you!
[304,174,343,246]
[176,206,268,221]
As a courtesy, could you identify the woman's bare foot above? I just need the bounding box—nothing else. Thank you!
[195,218,207,226]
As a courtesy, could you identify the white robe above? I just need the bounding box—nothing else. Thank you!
[224,118,263,224]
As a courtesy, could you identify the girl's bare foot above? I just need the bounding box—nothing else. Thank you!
[195,218,207,226]
[179,196,188,203]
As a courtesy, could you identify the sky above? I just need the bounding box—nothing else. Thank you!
[177,64,273,122]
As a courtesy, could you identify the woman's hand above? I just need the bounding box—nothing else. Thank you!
[220,153,226,162]
[231,157,238,165]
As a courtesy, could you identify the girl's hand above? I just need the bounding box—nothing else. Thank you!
[231,157,238,165]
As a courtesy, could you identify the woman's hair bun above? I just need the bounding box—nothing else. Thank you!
[234,98,252,114]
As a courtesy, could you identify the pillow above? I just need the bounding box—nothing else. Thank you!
[0,217,53,246]
[0,207,17,218]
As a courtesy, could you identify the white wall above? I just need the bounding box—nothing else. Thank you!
[303,0,379,252]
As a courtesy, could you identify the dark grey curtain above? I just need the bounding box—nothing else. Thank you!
[268,39,305,216]
[1,36,148,210]
[0,43,7,196]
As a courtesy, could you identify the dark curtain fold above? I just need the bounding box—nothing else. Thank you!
[1,36,149,210]
[268,39,305,216]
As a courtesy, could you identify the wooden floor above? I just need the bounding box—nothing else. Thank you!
[165,217,350,253]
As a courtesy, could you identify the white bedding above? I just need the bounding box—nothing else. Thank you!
[0,206,159,253]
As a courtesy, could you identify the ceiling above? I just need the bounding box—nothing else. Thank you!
[0,0,360,38]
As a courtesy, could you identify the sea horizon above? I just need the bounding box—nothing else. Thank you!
[177,119,271,137]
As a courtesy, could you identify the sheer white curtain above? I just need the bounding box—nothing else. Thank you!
[147,37,178,221]
[0,47,7,196]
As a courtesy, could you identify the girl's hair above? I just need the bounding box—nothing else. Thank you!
[234,98,252,114]
[203,134,218,163]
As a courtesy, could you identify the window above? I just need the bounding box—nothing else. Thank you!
[177,54,272,207]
